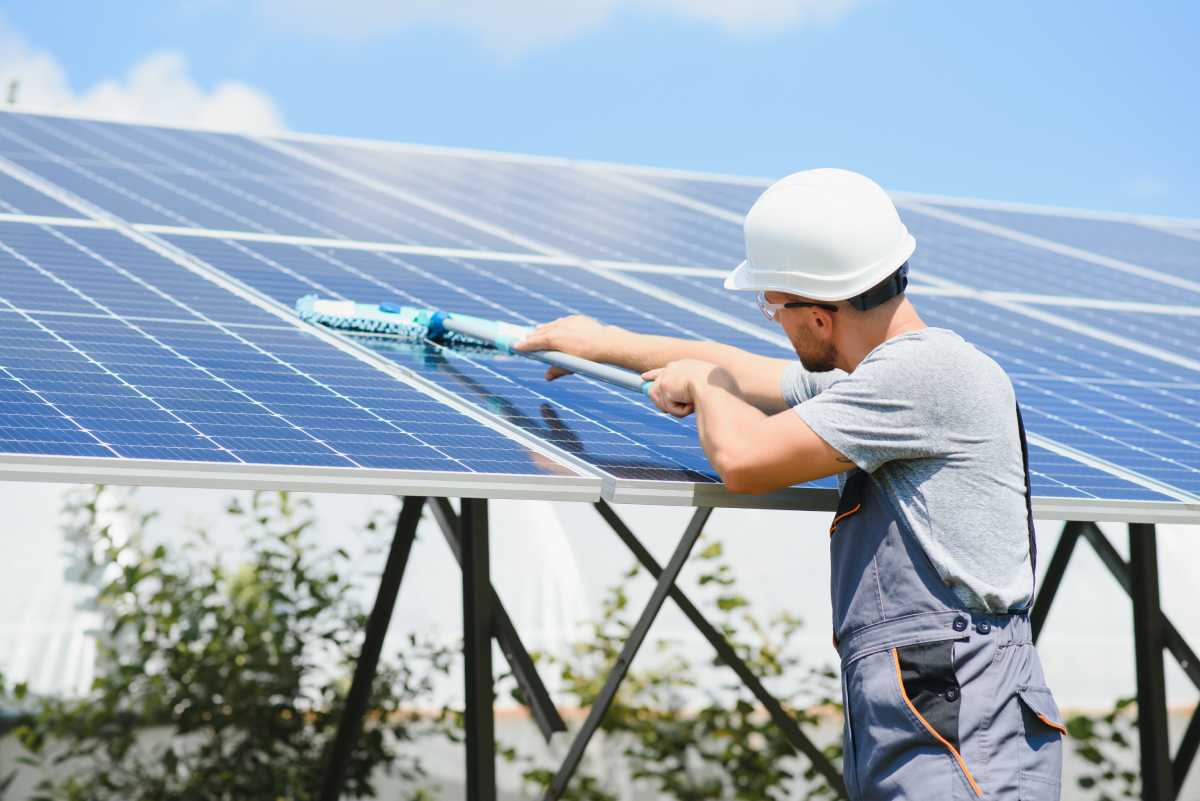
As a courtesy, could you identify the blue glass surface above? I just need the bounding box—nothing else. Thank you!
[927,205,1200,284]
[625,173,767,216]
[0,112,524,251]
[898,207,1200,306]
[1024,443,1169,501]
[0,172,84,218]
[0,222,566,475]
[163,234,833,486]
[286,141,746,267]
[1053,307,1200,360]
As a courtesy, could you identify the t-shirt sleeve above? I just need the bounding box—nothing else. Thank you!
[780,362,845,407]
[792,341,960,474]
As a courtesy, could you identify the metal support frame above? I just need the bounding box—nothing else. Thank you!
[543,505,714,800]
[589,500,847,797]
[319,497,850,801]
[319,495,562,801]
[429,498,567,741]
[318,495,426,801]
[461,498,496,801]
[1031,520,1200,801]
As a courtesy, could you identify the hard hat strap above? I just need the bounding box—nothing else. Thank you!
[847,263,909,312]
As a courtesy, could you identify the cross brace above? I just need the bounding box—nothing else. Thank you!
[1031,520,1200,801]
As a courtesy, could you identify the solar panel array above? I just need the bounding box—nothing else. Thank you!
[0,109,1196,520]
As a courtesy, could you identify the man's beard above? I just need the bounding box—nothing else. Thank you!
[797,340,838,373]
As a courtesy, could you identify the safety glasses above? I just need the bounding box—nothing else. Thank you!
[755,291,840,322]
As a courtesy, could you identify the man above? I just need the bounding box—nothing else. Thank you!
[516,169,1067,800]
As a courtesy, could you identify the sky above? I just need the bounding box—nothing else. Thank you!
[0,2,1196,218]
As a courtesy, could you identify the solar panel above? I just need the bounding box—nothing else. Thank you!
[284,140,747,267]
[0,219,594,498]
[0,113,526,252]
[920,203,1200,284]
[895,204,1200,306]
[0,109,1196,520]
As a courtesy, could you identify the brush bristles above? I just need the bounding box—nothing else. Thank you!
[294,295,495,348]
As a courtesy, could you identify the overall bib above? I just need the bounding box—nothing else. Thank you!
[829,410,1068,800]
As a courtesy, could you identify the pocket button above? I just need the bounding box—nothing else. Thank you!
[952,617,968,632]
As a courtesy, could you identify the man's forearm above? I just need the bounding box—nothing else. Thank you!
[602,329,790,412]
[597,328,736,371]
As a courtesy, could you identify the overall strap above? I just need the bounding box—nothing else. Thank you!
[1014,403,1038,610]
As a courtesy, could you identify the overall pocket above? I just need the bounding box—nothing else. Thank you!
[892,641,983,798]
[1015,684,1066,798]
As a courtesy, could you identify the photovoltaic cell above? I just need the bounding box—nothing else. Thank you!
[1052,307,1200,361]
[0,221,570,476]
[0,113,525,252]
[925,204,1200,284]
[284,141,747,267]
[1024,442,1170,502]
[624,172,767,216]
[0,172,85,218]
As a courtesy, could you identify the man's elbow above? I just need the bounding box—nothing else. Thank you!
[715,452,778,496]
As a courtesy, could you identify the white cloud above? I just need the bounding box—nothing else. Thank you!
[0,19,284,132]
[260,0,865,53]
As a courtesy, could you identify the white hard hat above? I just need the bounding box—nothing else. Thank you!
[725,168,916,303]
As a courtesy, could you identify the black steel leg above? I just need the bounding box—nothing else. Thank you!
[318,496,425,801]
[1176,705,1200,800]
[543,506,713,801]
[462,498,497,801]
[1081,525,1200,690]
[1031,521,1082,642]
[1129,524,1172,801]
[429,497,567,741]
[592,500,847,798]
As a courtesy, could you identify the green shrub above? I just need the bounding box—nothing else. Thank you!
[4,486,453,801]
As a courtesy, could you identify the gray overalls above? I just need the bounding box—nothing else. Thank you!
[830,409,1067,800]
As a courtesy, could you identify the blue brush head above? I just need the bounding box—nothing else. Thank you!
[294,295,497,347]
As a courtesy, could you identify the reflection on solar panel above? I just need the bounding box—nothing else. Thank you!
[0,108,1196,520]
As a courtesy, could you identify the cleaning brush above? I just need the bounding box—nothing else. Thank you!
[295,295,653,396]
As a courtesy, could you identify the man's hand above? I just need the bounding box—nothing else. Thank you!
[643,359,856,493]
[514,315,620,380]
[641,359,733,418]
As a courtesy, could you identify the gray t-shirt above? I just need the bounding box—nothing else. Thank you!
[783,327,1033,612]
